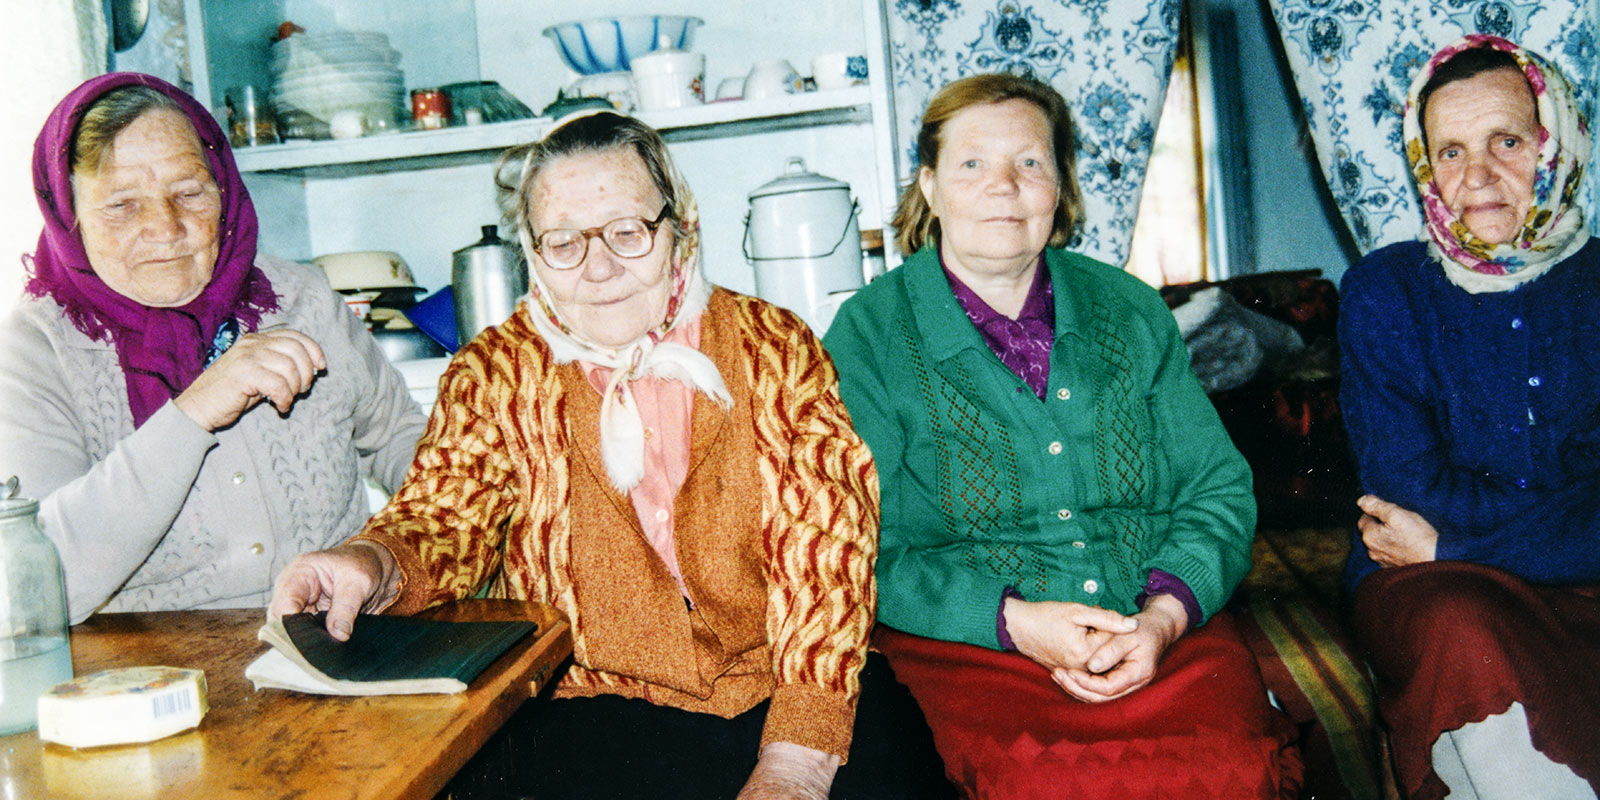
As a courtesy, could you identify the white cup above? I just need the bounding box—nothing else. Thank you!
[343,290,380,323]
[812,52,868,91]
[715,77,744,101]
[631,50,705,111]
[743,59,802,101]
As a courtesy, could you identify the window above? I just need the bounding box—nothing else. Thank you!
[1125,15,1206,287]
[1,5,103,317]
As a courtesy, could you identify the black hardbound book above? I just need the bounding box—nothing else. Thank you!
[244,612,538,695]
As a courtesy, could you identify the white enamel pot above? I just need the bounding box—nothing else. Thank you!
[743,157,862,331]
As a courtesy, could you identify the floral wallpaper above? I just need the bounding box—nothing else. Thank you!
[1267,0,1598,255]
[886,0,1183,266]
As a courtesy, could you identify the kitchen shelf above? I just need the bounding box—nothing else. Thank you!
[234,86,873,178]
[191,0,906,300]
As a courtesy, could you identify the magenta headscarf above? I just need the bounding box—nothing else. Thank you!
[24,72,277,427]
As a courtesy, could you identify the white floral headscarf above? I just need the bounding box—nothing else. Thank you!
[1403,34,1590,293]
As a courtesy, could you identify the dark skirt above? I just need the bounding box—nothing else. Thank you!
[873,610,1303,800]
[1352,561,1600,800]
[447,651,954,800]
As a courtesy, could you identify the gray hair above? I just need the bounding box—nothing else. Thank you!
[70,85,193,178]
[495,112,697,268]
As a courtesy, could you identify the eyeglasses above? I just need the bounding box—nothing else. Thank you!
[529,207,672,269]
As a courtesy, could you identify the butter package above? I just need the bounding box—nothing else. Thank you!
[37,666,207,748]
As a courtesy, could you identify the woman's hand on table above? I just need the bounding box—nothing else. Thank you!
[1004,597,1139,676]
[1056,593,1188,703]
[1356,494,1439,567]
[735,741,840,800]
[268,541,399,640]
[174,327,325,431]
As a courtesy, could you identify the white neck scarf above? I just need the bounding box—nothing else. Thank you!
[519,198,731,493]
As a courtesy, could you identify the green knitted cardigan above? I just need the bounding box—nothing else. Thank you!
[824,245,1255,649]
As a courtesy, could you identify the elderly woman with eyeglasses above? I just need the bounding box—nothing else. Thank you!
[269,111,950,800]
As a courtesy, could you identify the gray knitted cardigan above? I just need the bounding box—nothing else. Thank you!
[0,256,427,621]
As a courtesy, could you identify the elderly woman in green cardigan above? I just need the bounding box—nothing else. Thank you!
[823,73,1300,799]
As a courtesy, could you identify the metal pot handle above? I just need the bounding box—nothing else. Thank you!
[743,200,861,262]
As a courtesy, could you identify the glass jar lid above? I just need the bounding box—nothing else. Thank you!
[0,476,38,519]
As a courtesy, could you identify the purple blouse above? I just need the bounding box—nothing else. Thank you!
[942,259,1204,643]
[943,260,1055,399]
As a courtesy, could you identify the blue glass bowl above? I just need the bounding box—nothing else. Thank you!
[403,286,458,353]
[541,15,703,75]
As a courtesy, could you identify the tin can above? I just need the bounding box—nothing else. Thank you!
[410,88,451,130]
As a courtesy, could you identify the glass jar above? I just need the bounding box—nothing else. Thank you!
[0,478,72,735]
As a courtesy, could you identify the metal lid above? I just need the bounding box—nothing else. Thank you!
[453,225,511,256]
[0,476,38,519]
[748,157,849,200]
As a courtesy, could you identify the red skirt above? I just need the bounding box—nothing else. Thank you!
[874,611,1302,800]
[1352,561,1600,800]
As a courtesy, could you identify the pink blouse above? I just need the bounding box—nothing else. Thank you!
[581,320,701,598]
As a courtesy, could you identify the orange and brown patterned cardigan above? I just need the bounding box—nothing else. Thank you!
[358,289,880,758]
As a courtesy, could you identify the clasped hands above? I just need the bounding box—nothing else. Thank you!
[1004,593,1188,703]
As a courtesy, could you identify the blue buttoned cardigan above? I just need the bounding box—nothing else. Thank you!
[1339,238,1600,592]
[824,245,1255,650]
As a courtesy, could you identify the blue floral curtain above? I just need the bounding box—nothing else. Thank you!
[886,0,1183,266]
[1267,0,1599,256]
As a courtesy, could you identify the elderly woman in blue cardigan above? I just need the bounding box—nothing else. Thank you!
[823,73,1299,799]
[1338,36,1600,800]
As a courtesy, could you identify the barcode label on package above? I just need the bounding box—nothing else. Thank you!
[151,685,195,718]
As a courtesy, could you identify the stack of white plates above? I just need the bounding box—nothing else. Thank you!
[270,31,405,127]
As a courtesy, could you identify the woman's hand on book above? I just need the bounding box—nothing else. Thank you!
[268,541,400,640]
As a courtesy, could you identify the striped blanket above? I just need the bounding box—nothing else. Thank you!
[1236,597,1392,800]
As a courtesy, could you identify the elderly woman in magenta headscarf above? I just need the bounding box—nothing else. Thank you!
[823,73,1300,799]
[269,111,950,800]
[0,73,426,623]
[1338,35,1600,799]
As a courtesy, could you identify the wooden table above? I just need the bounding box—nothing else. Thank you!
[0,601,572,800]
